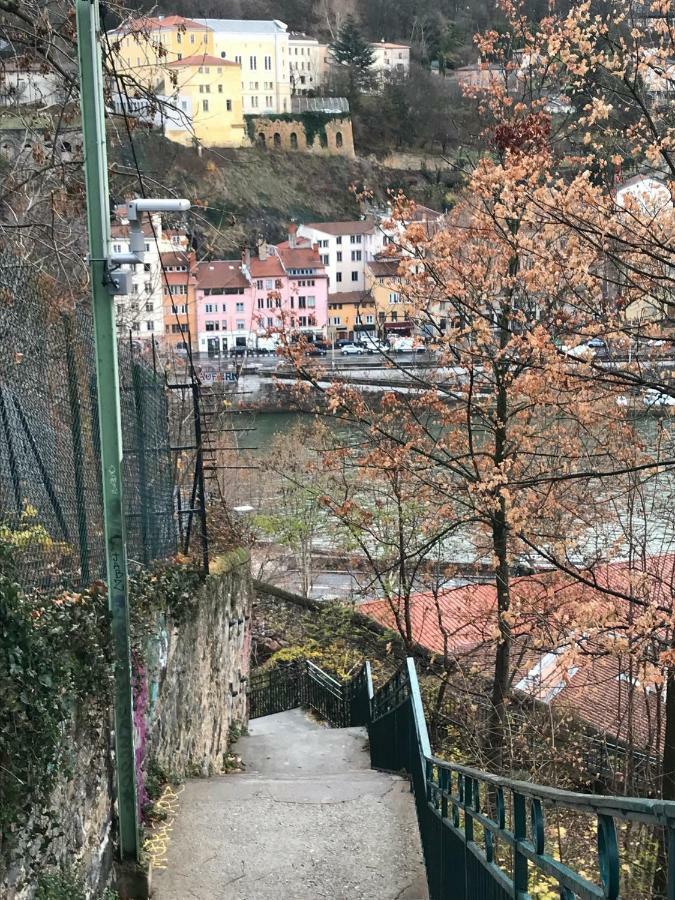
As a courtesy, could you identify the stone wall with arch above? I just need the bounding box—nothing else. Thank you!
[247,115,355,158]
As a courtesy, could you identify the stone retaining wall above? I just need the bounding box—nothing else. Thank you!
[0,551,251,899]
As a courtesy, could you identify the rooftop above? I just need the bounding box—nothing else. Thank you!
[168,54,239,68]
[110,15,210,35]
[302,220,375,237]
[361,555,675,749]
[195,18,288,34]
[197,260,249,290]
[274,244,326,272]
[249,255,285,278]
[328,290,374,305]
[372,41,410,50]
[367,259,402,278]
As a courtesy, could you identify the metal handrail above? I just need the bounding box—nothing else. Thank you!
[368,658,675,900]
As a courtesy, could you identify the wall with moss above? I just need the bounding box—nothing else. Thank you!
[0,552,252,899]
[245,113,355,158]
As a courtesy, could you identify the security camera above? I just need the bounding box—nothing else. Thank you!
[127,198,191,220]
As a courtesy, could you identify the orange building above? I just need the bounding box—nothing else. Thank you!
[161,250,198,353]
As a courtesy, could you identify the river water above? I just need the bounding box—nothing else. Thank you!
[217,401,675,592]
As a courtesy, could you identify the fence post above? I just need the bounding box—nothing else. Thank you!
[191,380,209,574]
[0,384,21,513]
[76,0,138,862]
[64,314,90,585]
[132,363,150,565]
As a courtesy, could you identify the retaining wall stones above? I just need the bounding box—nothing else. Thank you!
[0,551,251,899]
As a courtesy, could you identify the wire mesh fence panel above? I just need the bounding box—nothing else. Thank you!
[119,341,176,568]
[0,252,176,591]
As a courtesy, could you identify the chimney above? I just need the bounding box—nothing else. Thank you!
[288,222,298,248]
[257,238,268,261]
[312,242,319,253]
[241,246,251,267]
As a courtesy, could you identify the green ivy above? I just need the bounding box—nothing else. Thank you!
[244,111,346,148]
[0,548,203,836]
[0,570,112,832]
[35,868,118,900]
[128,559,203,650]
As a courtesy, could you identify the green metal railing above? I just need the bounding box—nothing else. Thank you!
[248,659,372,727]
[247,656,675,897]
[369,659,675,900]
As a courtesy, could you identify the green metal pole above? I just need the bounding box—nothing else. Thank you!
[76,0,139,861]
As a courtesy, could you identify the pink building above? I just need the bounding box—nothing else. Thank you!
[250,225,328,339]
[195,260,253,356]
[195,226,329,356]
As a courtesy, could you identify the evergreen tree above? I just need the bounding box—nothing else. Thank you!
[329,17,375,106]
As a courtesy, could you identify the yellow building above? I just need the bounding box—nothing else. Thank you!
[327,290,376,340]
[108,15,214,89]
[164,55,246,148]
[366,258,414,337]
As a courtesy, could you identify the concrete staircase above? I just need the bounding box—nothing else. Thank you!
[152,708,428,900]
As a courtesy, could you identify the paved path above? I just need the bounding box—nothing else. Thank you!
[153,708,428,900]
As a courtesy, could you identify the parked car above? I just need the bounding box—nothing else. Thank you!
[643,389,675,409]
[392,336,425,353]
[340,343,365,356]
[358,335,389,353]
[334,339,354,349]
[305,345,327,357]
[566,337,609,360]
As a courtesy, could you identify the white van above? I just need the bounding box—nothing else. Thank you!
[392,336,424,353]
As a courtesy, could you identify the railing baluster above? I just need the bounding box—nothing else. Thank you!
[513,791,528,897]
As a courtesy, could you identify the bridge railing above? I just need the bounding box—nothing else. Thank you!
[369,658,675,900]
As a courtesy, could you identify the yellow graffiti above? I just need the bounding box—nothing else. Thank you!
[143,784,183,870]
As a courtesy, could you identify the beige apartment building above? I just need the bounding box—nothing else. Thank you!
[196,19,292,114]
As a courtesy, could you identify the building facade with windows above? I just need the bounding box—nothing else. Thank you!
[366,257,415,337]
[288,33,321,95]
[250,233,328,338]
[164,54,246,148]
[161,250,198,352]
[195,260,253,355]
[107,15,214,88]
[369,41,411,83]
[196,19,292,115]
[327,290,377,340]
[297,220,386,292]
[109,208,189,345]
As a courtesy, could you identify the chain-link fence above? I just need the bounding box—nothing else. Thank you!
[0,252,176,591]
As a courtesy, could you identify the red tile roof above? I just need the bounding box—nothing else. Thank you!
[249,256,285,278]
[328,290,374,305]
[275,245,326,272]
[110,221,158,239]
[112,15,211,34]
[168,54,239,68]
[361,556,675,749]
[197,260,249,290]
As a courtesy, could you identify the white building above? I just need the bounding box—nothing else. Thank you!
[0,61,63,107]
[196,19,292,114]
[110,210,188,344]
[288,33,321,95]
[369,41,410,83]
[298,220,387,292]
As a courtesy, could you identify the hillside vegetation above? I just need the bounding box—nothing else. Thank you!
[110,130,454,254]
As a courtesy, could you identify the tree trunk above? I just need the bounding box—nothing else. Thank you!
[652,652,675,897]
[486,499,511,771]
